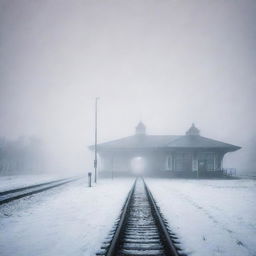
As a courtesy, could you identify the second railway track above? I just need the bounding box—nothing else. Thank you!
[97,178,184,256]
[0,177,79,205]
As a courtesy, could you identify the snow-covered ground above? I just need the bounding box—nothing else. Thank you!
[0,174,76,192]
[0,177,134,256]
[1,176,255,256]
[146,178,256,256]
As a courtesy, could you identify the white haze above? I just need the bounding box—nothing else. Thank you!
[0,0,255,174]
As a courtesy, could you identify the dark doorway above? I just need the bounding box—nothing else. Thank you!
[198,160,207,173]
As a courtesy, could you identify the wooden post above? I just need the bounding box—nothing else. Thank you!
[88,172,92,187]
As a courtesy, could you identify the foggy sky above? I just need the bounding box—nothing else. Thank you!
[0,0,256,173]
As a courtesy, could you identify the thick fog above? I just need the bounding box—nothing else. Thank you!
[0,0,255,175]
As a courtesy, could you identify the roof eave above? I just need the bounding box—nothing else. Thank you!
[166,146,241,151]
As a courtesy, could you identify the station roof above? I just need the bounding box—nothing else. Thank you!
[89,123,241,152]
[89,134,240,152]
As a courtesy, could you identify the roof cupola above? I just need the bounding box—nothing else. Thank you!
[186,123,200,136]
[135,122,146,135]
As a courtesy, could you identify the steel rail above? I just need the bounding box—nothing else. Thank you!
[143,179,180,256]
[105,178,137,256]
[0,177,79,205]
[0,178,69,196]
[102,177,182,256]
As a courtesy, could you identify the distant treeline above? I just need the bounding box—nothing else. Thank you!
[0,137,45,175]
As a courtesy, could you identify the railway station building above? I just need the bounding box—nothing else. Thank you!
[89,122,241,177]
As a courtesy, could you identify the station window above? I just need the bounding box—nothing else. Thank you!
[165,155,173,171]
[198,152,215,171]
[175,153,191,171]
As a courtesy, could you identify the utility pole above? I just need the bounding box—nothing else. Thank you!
[111,156,114,180]
[94,97,99,183]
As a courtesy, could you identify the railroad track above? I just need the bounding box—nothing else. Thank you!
[97,178,185,256]
[0,177,79,205]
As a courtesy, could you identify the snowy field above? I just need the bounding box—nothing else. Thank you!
[146,178,256,256]
[0,174,76,192]
[0,177,255,256]
[0,177,134,256]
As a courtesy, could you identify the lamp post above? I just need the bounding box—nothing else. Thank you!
[111,156,114,180]
[94,97,99,183]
